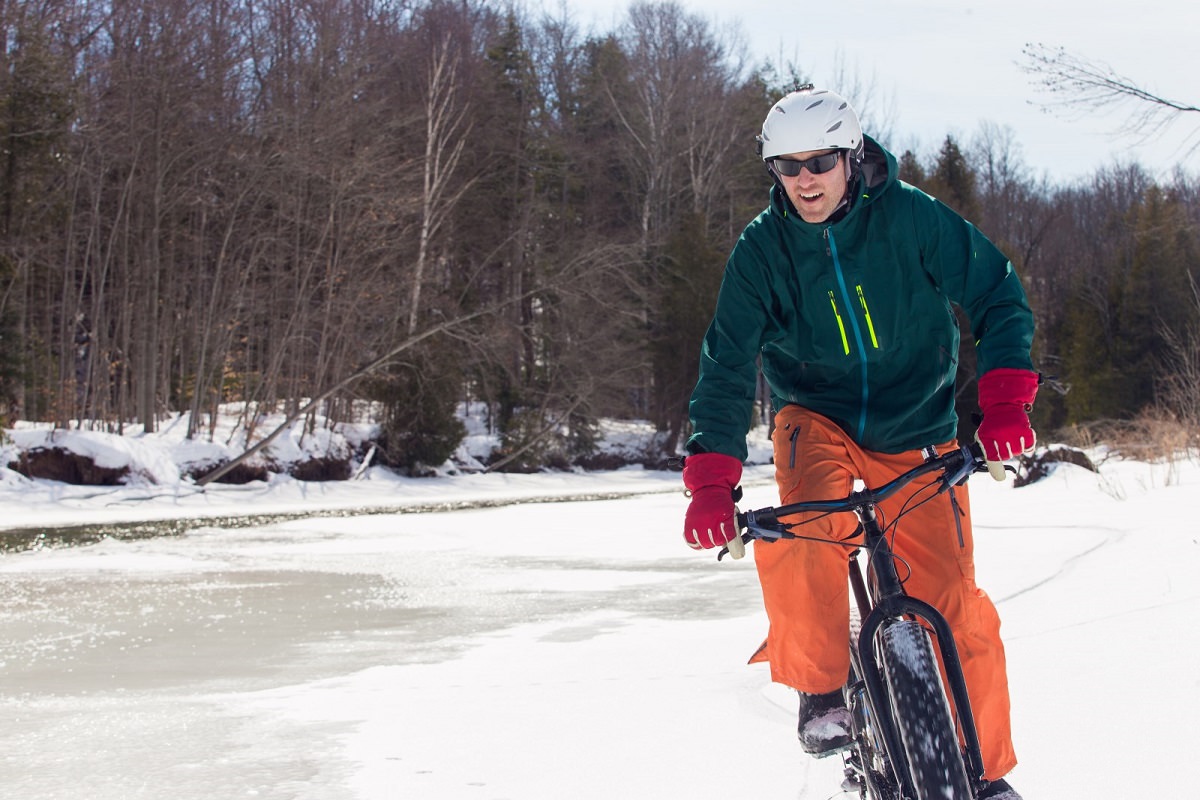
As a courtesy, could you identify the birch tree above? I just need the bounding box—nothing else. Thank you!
[407,8,476,336]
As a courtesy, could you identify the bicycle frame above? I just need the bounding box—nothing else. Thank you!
[731,442,999,799]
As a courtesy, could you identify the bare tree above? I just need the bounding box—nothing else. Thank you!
[826,50,897,148]
[1021,43,1200,158]
[970,121,1057,274]
[1157,271,1200,427]
[408,26,475,336]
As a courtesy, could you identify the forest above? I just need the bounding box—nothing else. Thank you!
[2,0,1198,474]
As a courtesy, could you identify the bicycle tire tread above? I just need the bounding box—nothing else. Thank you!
[879,620,972,800]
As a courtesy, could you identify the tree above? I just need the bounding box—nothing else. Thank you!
[0,0,119,426]
[1157,272,1200,427]
[897,149,925,185]
[925,135,980,222]
[650,211,725,454]
[1118,186,1199,410]
[1021,43,1200,159]
[406,2,477,337]
[1059,173,1198,423]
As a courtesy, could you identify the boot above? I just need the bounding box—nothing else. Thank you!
[796,689,852,757]
[978,778,1023,799]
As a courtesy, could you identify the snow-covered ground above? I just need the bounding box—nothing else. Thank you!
[1,417,1197,799]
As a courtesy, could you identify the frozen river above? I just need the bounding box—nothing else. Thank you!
[0,491,778,799]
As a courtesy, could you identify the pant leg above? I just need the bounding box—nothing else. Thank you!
[753,406,1017,779]
[753,405,859,694]
[860,445,1018,780]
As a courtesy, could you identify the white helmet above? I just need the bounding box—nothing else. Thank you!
[758,85,864,165]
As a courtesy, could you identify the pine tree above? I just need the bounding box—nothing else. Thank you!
[1116,186,1199,412]
[897,149,926,185]
[926,136,980,222]
[651,211,727,455]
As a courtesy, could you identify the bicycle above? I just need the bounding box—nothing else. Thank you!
[720,441,1006,800]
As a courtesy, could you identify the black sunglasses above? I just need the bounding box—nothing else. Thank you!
[771,151,841,177]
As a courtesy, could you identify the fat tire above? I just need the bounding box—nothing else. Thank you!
[879,620,972,800]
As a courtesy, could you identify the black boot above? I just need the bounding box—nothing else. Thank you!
[978,778,1023,799]
[796,690,852,757]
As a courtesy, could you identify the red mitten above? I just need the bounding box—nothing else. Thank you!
[682,452,743,550]
[976,368,1039,461]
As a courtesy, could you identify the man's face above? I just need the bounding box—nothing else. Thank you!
[771,149,848,224]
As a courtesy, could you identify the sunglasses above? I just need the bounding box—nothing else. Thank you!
[771,151,841,177]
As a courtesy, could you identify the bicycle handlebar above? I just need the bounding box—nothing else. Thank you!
[722,441,1007,561]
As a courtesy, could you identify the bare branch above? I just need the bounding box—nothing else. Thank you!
[1020,43,1200,157]
[195,298,524,486]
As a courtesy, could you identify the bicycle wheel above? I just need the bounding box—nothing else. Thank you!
[878,620,972,800]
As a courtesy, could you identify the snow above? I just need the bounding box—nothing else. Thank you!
[1,416,1198,799]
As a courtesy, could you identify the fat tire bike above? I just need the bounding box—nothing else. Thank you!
[721,441,1006,800]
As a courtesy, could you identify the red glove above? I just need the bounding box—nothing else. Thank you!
[976,368,1039,461]
[682,452,742,550]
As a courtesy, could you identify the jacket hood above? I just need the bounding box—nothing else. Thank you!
[857,134,894,193]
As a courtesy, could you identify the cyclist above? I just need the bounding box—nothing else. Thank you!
[681,86,1036,800]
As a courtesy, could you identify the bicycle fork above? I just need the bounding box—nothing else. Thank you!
[846,524,988,796]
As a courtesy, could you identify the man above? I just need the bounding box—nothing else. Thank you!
[681,86,1036,800]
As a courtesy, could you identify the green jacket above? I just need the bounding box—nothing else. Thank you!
[687,136,1035,461]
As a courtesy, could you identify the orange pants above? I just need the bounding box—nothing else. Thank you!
[751,405,1017,780]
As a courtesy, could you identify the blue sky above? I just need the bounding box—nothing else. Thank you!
[556,0,1200,182]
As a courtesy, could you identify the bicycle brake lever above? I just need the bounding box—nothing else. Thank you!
[718,533,750,561]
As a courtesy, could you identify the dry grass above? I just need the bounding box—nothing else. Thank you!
[1053,408,1200,474]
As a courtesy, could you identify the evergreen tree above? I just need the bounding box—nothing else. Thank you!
[1062,292,1126,422]
[651,211,726,455]
[1117,186,1199,411]
[926,135,980,222]
[897,149,926,185]
[1061,183,1199,423]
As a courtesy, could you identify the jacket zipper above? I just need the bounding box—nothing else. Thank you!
[827,291,851,355]
[826,228,871,441]
[855,285,880,349]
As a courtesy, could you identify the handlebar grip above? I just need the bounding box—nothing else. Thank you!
[726,508,746,559]
[974,433,1008,481]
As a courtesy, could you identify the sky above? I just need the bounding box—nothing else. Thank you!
[1,414,1198,798]
[556,0,1200,183]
